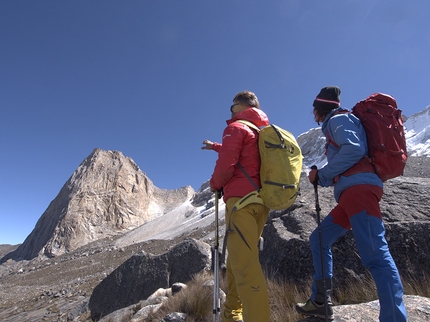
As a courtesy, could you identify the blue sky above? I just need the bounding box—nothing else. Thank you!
[1,1,429,245]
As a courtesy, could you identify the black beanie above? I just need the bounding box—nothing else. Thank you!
[313,86,341,113]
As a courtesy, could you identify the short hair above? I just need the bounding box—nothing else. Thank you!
[233,91,260,109]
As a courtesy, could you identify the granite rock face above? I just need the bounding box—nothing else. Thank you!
[1,149,194,261]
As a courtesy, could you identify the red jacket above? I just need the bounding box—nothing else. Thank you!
[210,108,269,201]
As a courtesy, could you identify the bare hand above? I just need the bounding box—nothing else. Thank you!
[201,140,214,150]
[308,169,319,184]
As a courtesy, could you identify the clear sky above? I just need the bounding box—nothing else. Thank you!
[1,1,429,245]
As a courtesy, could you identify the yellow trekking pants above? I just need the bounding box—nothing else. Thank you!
[221,197,270,322]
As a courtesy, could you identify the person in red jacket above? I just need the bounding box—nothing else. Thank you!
[202,91,270,322]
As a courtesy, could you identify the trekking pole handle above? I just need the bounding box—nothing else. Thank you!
[311,165,322,212]
[310,165,319,189]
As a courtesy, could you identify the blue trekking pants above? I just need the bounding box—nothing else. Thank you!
[309,184,407,322]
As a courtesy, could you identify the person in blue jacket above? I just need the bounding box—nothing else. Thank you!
[295,86,407,321]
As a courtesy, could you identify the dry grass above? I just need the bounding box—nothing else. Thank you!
[145,272,215,322]
[143,271,430,322]
[266,276,311,322]
[332,273,378,305]
[402,272,430,298]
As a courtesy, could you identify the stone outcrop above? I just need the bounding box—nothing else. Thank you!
[1,149,194,261]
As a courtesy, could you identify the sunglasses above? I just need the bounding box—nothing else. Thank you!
[230,103,239,112]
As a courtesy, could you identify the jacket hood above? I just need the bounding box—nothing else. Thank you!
[227,107,269,127]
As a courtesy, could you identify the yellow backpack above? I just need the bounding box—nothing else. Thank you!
[236,120,303,210]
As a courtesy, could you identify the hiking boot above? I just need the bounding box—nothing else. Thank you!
[295,299,333,320]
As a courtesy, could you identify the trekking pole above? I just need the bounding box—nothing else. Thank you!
[213,190,221,322]
[311,165,329,322]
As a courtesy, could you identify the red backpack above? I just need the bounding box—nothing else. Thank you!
[351,93,408,181]
[327,93,408,182]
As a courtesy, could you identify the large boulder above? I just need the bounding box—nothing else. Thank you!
[260,174,430,290]
[89,238,211,320]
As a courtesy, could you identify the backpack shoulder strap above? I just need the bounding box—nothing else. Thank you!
[236,120,260,132]
[235,120,261,192]
[238,163,261,192]
[325,109,350,149]
[326,130,340,148]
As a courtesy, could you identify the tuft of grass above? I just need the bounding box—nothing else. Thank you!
[146,272,215,322]
[266,276,311,322]
[402,272,430,298]
[332,273,378,305]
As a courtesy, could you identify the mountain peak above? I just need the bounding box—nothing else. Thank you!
[2,149,194,262]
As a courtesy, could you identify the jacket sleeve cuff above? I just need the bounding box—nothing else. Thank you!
[212,142,221,152]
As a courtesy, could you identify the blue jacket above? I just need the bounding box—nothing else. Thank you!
[318,107,383,202]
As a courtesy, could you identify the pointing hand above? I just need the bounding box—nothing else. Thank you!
[201,140,214,150]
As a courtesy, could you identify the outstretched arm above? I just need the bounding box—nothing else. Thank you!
[201,140,222,152]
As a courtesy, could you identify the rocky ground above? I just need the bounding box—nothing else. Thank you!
[0,232,212,322]
[0,156,429,322]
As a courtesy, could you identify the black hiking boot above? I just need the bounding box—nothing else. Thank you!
[295,299,334,320]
